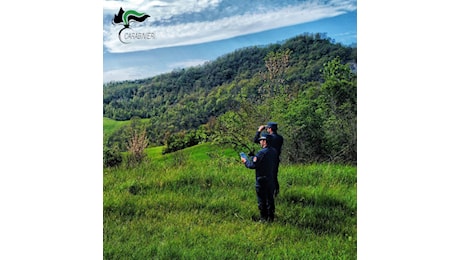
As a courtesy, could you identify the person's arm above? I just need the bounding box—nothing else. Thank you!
[253,125,265,143]
[244,149,266,169]
[244,156,257,169]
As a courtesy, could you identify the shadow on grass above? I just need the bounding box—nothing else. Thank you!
[278,193,356,235]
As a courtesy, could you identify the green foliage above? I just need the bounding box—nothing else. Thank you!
[212,50,356,165]
[212,102,270,156]
[103,33,357,164]
[103,117,130,137]
[319,57,357,163]
[103,144,357,259]
[104,117,150,152]
[103,146,123,168]
[162,128,208,154]
[103,117,151,167]
[280,82,327,163]
[103,33,356,149]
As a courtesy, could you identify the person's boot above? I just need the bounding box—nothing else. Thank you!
[267,211,275,222]
[259,211,268,222]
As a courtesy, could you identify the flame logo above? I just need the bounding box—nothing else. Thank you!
[112,7,150,44]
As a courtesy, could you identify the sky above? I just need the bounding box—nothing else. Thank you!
[103,0,357,83]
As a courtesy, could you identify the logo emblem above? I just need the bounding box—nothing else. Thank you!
[112,7,150,44]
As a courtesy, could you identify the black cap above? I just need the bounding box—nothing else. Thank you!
[258,133,272,143]
[266,122,277,131]
[258,133,268,141]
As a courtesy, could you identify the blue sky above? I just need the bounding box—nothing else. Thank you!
[103,0,357,83]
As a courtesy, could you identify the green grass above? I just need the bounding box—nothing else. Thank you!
[145,146,164,160]
[103,117,150,137]
[104,143,357,259]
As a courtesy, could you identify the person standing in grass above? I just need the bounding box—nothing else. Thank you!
[241,133,278,222]
[254,122,284,197]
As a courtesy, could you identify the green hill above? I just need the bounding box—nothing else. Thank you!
[103,117,129,137]
[103,33,357,164]
[103,117,150,137]
[103,33,356,144]
[104,143,357,258]
[143,142,235,162]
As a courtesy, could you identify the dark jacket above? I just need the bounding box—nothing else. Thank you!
[244,146,278,180]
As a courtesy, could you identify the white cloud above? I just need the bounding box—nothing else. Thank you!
[167,59,209,70]
[103,0,221,17]
[103,0,356,53]
[103,66,163,83]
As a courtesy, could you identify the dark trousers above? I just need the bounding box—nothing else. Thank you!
[255,176,275,221]
[274,160,280,195]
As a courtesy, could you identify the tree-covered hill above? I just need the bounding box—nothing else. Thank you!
[104,32,357,164]
[104,33,355,121]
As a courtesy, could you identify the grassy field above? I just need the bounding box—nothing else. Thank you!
[103,117,150,137]
[104,143,357,259]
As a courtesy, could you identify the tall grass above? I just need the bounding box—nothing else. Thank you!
[104,143,356,259]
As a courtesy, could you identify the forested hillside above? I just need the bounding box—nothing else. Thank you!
[103,33,357,165]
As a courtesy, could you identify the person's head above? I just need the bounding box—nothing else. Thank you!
[258,133,271,148]
[266,122,278,134]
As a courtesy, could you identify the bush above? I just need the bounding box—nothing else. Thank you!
[126,127,149,167]
[163,129,207,154]
[103,147,123,168]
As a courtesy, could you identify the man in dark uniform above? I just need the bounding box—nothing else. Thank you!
[241,134,278,222]
[254,122,284,196]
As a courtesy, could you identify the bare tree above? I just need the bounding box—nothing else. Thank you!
[127,119,149,166]
[261,49,292,98]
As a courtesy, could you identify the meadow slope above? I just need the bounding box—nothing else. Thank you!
[104,143,357,259]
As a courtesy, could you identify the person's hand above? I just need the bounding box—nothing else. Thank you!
[258,125,265,132]
[241,157,247,163]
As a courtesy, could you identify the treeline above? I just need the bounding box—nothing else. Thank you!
[103,33,357,165]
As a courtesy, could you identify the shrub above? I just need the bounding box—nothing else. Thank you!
[103,146,123,168]
[126,128,149,167]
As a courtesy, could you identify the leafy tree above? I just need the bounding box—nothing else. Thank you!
[212,101,270,156]
[319,57,357,163]
[279,82,325,163]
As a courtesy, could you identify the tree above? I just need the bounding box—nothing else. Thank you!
[260,48,292,100]
[126,117,149,166]
[212,100,271,156]
[279,82,326,163]
[319,57,357,164]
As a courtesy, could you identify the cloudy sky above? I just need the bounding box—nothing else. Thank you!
[103,0,357,82]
